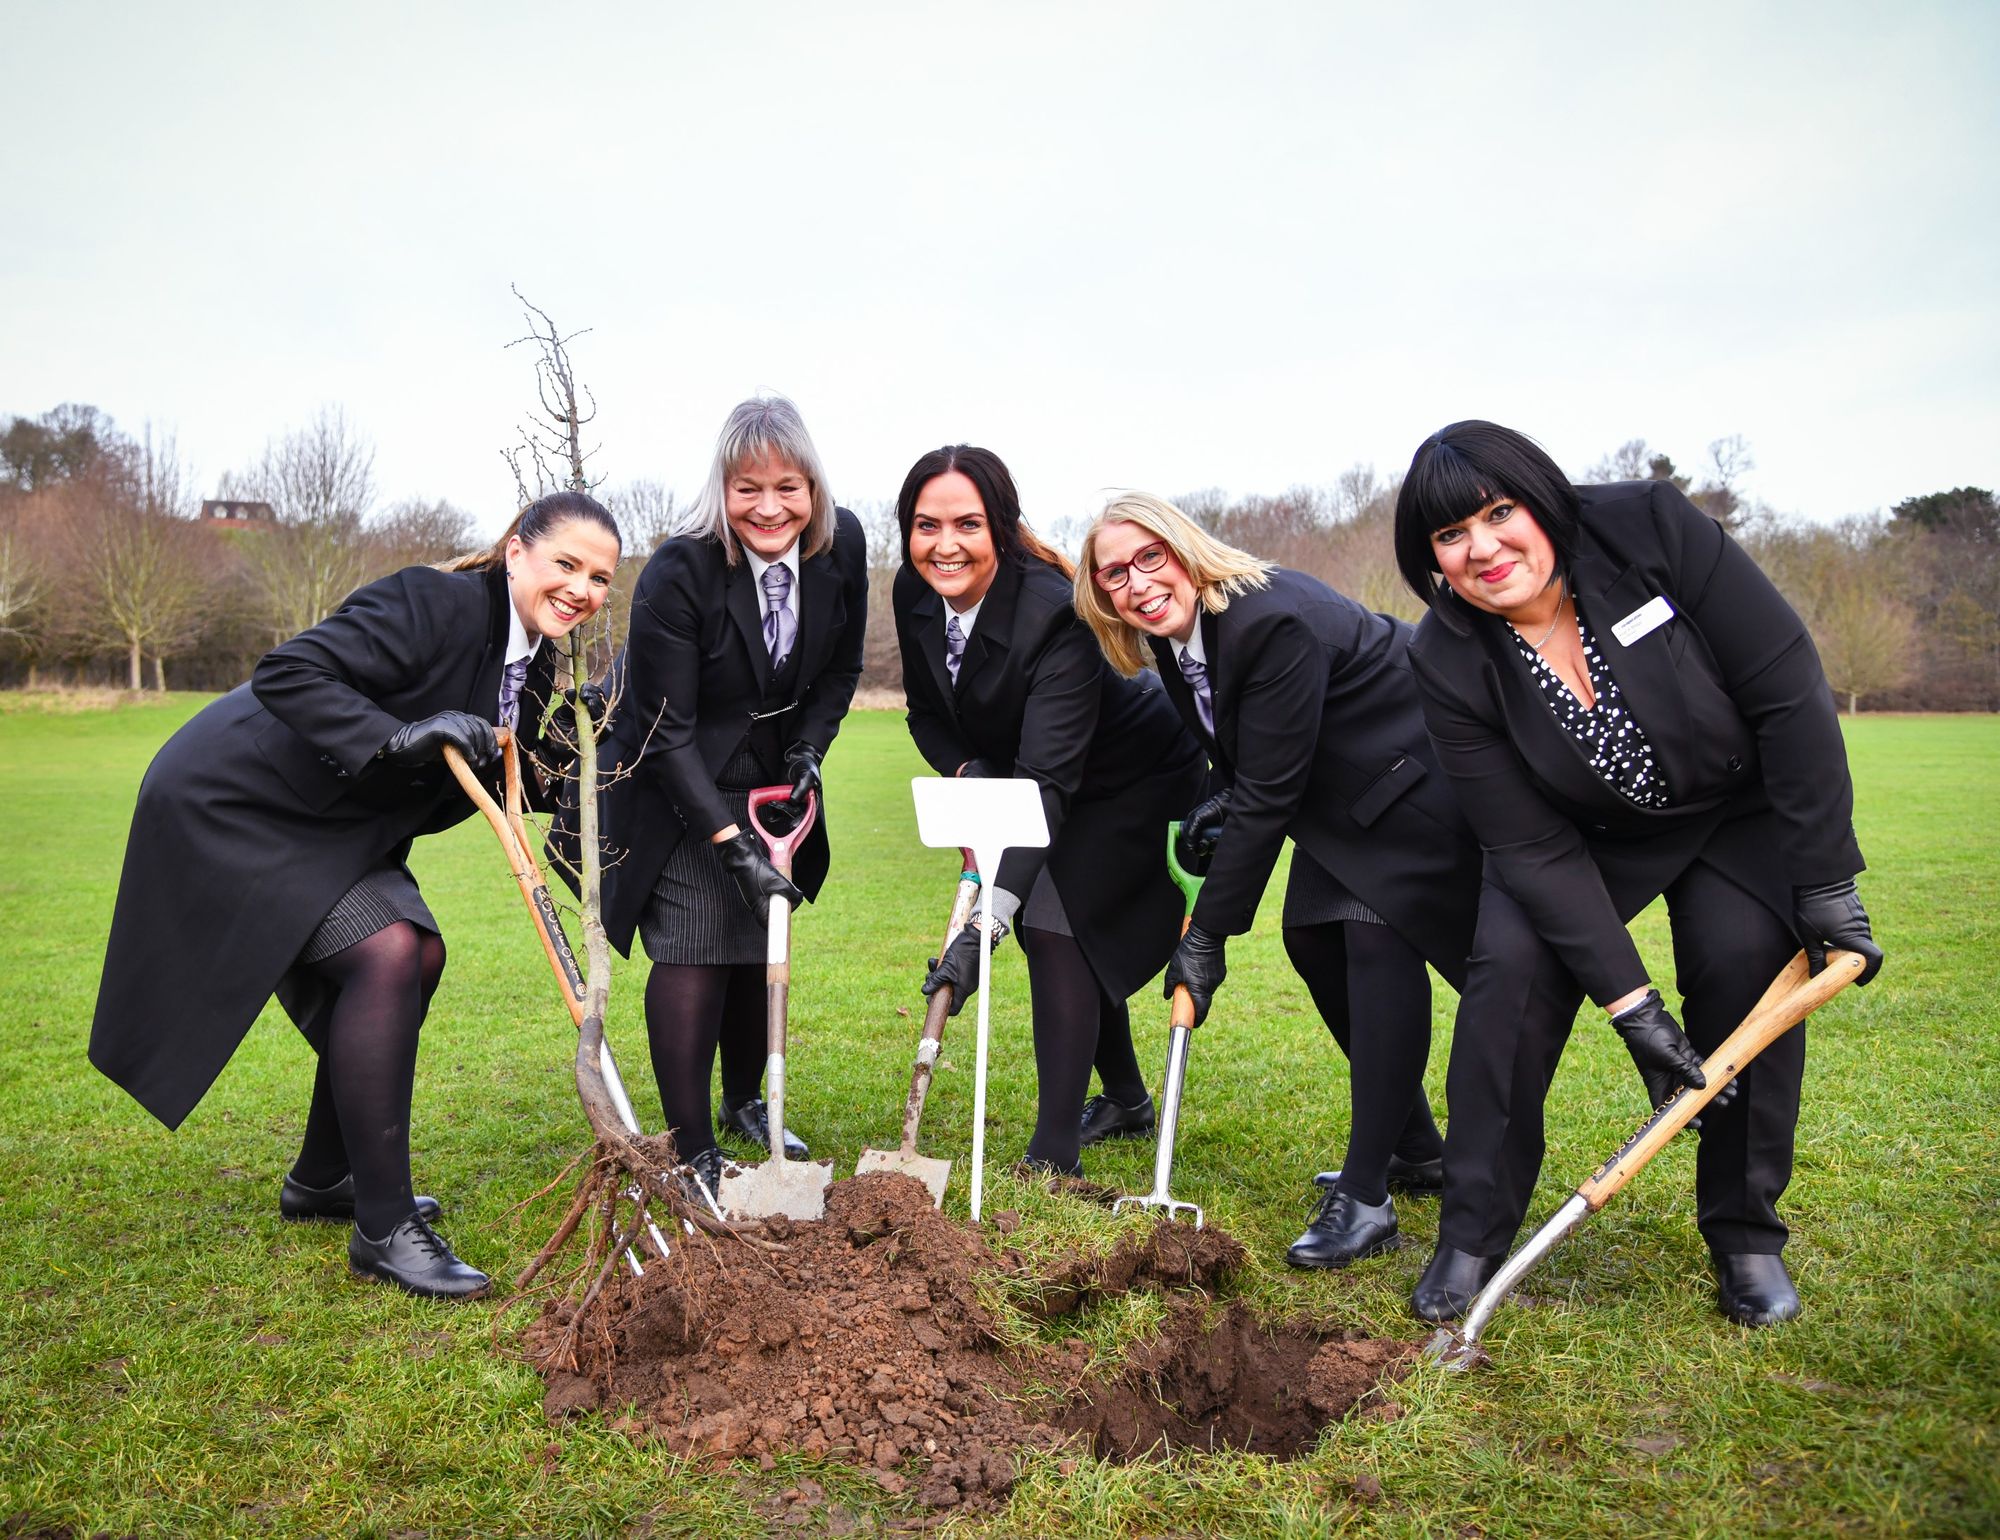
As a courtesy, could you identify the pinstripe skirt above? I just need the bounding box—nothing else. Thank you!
[296,863,438,965]
[1282,846,1384,929]
[638,745,780,967]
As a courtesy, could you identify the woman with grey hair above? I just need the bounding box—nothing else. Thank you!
[565,395,867,1196]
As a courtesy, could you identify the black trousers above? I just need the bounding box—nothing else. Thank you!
[1439,856,1804,1258]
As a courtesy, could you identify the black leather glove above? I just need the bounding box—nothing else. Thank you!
[1173,788,1233,876]
[380,710,498,768]
[1792,879,1883,984]
[1163,924,1227,1027]
[546,680,609,753]
[1610,989,1735,1128]
[783,741,822,818]
[956,758,996,778]
[715,830,805,920]
[922,917,1010,1017]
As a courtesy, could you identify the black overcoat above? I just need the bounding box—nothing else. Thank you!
[572,510,868,956]
[1146,567,1480,988]
[1408,479,1865,1006]
[90,564,563,1130]
[896,556,1205,1000]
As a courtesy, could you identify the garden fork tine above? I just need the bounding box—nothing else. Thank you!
[1113,826,1206,1229]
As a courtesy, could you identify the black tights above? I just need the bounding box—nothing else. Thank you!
[1019,923,1148,1171]
[645,962,766,1163]
[291,922,447,1237]
[1282,919,1443,1206]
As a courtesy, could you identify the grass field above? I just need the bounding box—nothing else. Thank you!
[1,698,1995,1538]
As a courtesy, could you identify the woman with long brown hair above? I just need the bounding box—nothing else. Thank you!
[92,490,622,1299]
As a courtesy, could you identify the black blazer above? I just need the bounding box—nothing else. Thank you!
[896,556,1204,999]
[579,509,868,955]
[91,564,561,1129]
[1147,566,1480,987]
[1409,479,1865,1005]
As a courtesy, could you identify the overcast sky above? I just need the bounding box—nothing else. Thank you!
[6,2,1995,537]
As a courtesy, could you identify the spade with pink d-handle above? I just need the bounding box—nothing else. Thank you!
[909,775,1049,1222]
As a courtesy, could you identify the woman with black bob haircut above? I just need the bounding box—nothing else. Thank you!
[1073,492,1483,1268]
[563,396,867,1200]
[895,446,1204,1177]
[1393,419,1883,1328]
[92,489,623,1299]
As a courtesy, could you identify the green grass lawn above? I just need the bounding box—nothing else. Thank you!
[1,699,1995,1538]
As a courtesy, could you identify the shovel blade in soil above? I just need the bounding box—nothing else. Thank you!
[854,1147,951,1207]
[717,1156,834,1221]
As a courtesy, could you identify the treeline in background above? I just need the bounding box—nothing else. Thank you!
[1,403,1992,712]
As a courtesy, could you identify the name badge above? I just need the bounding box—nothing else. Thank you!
[1611,595,1675,647]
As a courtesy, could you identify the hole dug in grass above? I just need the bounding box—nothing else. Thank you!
[525,1171,1417,1512]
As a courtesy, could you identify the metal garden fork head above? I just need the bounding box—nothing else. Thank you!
[1113,825,1207,1229]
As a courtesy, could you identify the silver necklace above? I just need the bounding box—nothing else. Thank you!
[1516,583,1567,651]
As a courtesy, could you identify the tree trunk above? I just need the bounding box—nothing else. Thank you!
[128,641,142,691]
[25,664,37,689]
[153,655,166,691]
[1848,690,1858,715]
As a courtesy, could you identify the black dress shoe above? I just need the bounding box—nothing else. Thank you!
[1712,1250,1801,1327]
[681,1145,729,1209]
[1016,1154,1084,1179]
[1313,1153,1445,1196]
[348,1216,490,1299]
[281,1172,441,1225]
[1411,1245,1506,1322]
[1286,1188,1399,1269]
[1078,1093,1156,1147]
[718,1097,809,1160]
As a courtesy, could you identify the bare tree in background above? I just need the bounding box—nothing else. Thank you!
[0,509,44,642]
[371,496,477,568]
[1748,513,1916,714]
[225,406,378,643]
[61,430,217,689]
[603,478,680,554]
[1689,435,1755,531]
[1585,438,1654,483]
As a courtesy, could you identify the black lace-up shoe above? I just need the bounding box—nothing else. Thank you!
[1286,1187,1399,1269]
[348,1216,490,1299]
[1312,1154,1445,1196]
[718,1097,809,1160]
[680,1146,730,1211]
[1410,1245,1506,1322]
[281,1172,440,1225]
[1016,1154,1084,1179]
[1713,1250,1801,1326]
[1078,1094,1157,1147]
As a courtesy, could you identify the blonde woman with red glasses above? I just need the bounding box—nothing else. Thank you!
[1074,492,1481,1270]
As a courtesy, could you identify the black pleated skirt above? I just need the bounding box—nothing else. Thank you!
[1282,846,1384,928]
[637,744,781,967]
[295,863,438,964]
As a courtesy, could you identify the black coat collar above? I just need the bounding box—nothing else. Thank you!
[904,558,1026,712]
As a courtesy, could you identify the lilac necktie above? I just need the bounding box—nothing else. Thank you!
[761,564,796,670]
[1178,647,1215,736]
[945,612,967,684]
[499,656,529,731]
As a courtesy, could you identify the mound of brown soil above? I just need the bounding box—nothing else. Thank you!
[525,1172,1414,1512]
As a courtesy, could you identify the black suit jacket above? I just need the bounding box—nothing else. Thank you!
[581,510,868,955]
[1409,479,1865,1005]
[91,563,560,1128]
[896,556,1204,999]
[1147,567,1480,986]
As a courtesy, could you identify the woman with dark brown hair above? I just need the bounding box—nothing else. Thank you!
[894,445,1204,1177]
[92,490,622,1299]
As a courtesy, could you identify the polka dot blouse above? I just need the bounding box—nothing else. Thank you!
[1510,613,1671,809]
